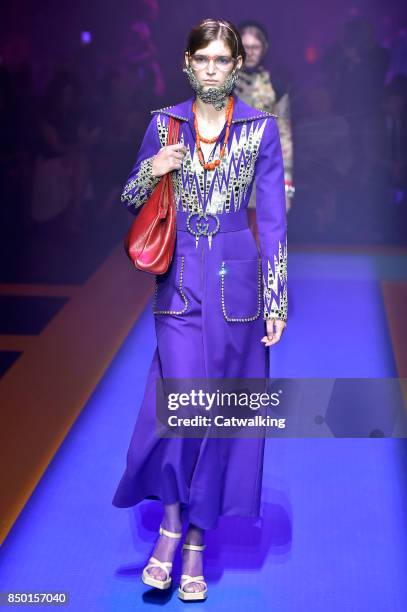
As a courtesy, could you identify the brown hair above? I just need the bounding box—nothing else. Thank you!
[185,18,246,64]
[238,21,269,50]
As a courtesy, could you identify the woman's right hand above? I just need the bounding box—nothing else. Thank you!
[151,143,187,178]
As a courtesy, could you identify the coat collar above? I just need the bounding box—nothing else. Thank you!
[150,93,276,124]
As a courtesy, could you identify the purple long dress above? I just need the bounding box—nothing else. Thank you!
[112,93,288,530]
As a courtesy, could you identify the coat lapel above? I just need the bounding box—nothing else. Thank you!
[150,93,277,128]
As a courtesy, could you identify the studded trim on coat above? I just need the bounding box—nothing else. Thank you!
[220,259,262,322]
[120,155,160,211]
[150,108,189,121]
[152,256,189,315]
[150,107,277,123]
[262,237,288,322]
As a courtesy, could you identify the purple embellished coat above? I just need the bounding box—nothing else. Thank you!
[112,93,288,530]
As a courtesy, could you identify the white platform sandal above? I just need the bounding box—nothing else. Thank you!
[141,524,183,590]
[178,542,208,601]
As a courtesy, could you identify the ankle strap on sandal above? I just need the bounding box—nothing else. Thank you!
[159,525,183,539]
[183,543,206,551]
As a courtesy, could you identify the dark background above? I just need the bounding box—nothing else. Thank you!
[1,0,407,286]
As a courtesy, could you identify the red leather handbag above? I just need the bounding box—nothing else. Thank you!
[124,116,180,275]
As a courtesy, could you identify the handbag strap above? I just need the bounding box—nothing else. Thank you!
[156,116,180,219]
[166,115,180,146]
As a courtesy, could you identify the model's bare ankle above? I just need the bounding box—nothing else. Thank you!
[161,502,183,534]
[161,519,182,534]
[185,523,205,545]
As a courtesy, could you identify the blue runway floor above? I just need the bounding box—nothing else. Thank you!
[1,251,406,611]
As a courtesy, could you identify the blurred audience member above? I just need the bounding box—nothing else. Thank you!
[386,28,407,83]
[363,76,407,241]
[0,65,19,227]
[120,0,165,108]
[91,68,145,219]
[30,70,99,232]
[293,86,352,239]
[237,20,294,213]
[323,17,389,179]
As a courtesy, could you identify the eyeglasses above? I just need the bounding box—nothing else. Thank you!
[244,44,263,52]
[189,54,235,71]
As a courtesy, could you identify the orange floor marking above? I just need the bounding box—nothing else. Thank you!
[381,282,407,378]
[0,244,154,545]
[0,336,38,351]
[0,284,80,297]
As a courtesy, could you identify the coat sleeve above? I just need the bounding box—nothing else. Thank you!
[254,116,288,322]
[274,92,294,185]
[120,113,162,215]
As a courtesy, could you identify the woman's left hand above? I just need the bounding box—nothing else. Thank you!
[261,318,287,347]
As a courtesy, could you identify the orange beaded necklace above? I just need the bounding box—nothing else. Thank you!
[192,95,234,171]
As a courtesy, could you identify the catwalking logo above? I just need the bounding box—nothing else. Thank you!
[156,381,289,436]
[165,388,286,429]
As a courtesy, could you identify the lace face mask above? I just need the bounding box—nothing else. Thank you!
[183,62,240,110]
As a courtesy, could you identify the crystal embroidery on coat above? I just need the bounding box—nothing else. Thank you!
[120,155,160,210]
[156,114,268,214]
[263,237,288,321]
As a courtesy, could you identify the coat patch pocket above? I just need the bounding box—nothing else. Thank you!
[220,257,262,322]
[152,255,189,315]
